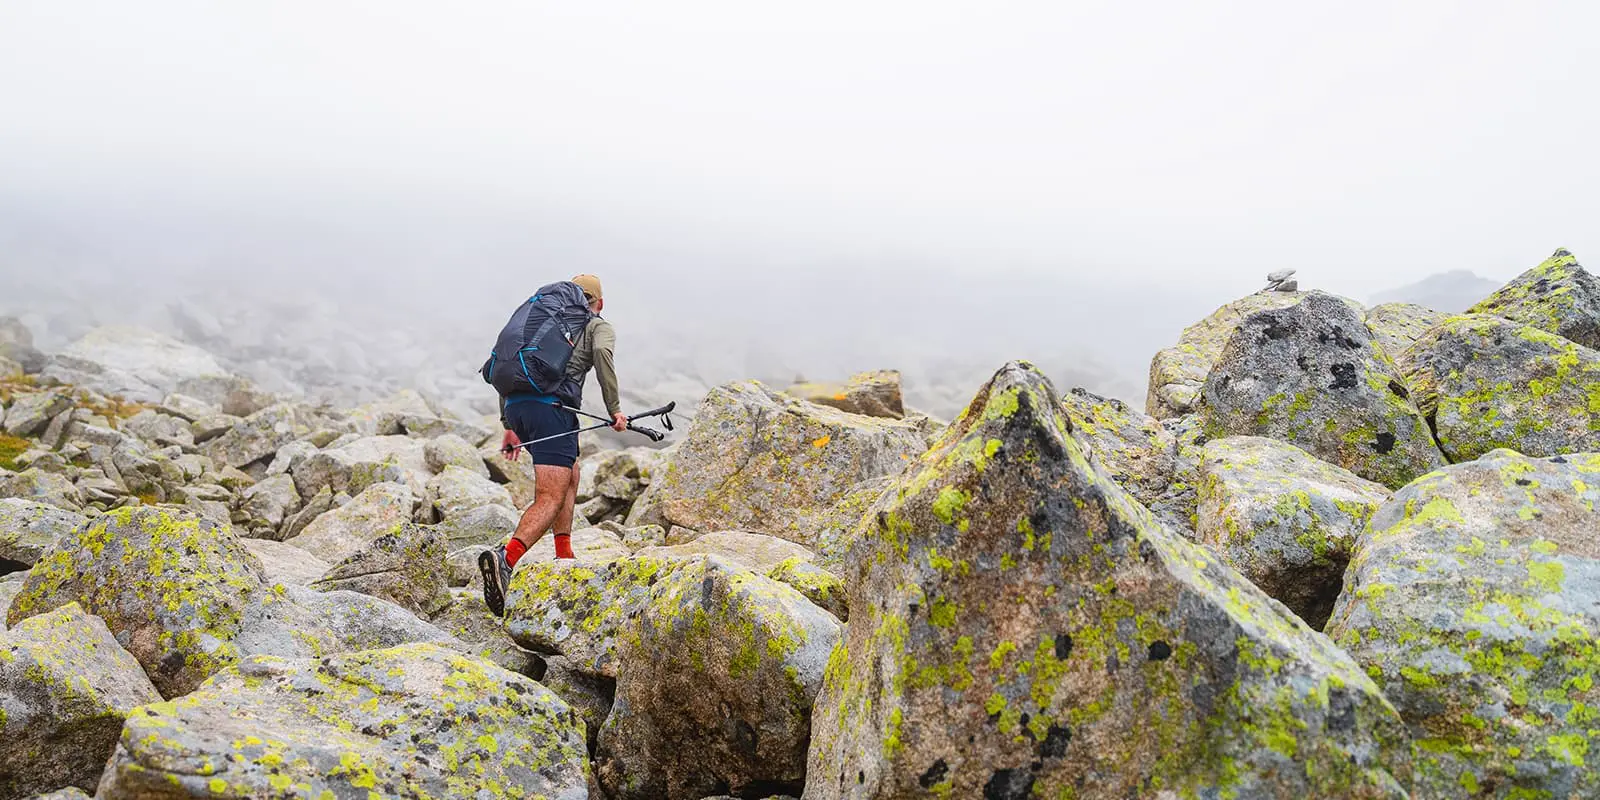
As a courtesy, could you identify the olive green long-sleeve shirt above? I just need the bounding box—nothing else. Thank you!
[567,316,621,416]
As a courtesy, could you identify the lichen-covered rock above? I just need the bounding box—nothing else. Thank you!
[645,381,925,545]
[505,555,686,678]
[311,522,450,617]
[241,539,330,586]
[0,603,162,798]
[40,327,229,404]
[291,435,431,499]
[423,433,488,478]
[429,589,541,676]
[286,481,415,564]
[1195,436,1390,629]
[1469,248,1600,348]
[1326,450,1600,799]
[1400,314,1600,462]
[0,499,85,570]
[0,469,83,512]
[344,388,435,436]
[244,584,460,658]
[97,643,591,799]
[596,556,841,800]
[1059,387,1176,505]
[424,464,514,520]
[638,530,816,573]
[2,391,71,437]
[767,557,848,621]
[1200,291,1445,489]
[1145,292,1308,419]
[1365,302,1449,361]
[806,362,1410,800]
[6,506,265,697]
[482,444,540,508]
[238,473,301,539]
[787,370,906,419]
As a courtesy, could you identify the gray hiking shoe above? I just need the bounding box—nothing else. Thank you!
[478,544,513,617]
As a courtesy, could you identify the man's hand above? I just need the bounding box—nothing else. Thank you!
[612,412,628,433]
[501,429,523,461]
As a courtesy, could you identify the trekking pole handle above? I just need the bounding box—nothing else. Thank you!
[628,401,676,421]
[626,423,666,442]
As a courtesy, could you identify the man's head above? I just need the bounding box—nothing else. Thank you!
[572,274,604,312]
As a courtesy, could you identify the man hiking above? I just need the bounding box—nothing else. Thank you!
[478,273,625,616]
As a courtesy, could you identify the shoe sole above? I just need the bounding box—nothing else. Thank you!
[479,549,507,617]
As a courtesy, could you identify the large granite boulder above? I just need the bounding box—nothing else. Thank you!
[1365,302,1449,361]
[1468,248,1600,349]
[1145,292,1307,419]
[1199,291,1445,488]
[643,381,925,545]
[286,481,416,564]
[291,435,431,499]
[1327,450,1600,799]
[1195,436,1391,629]
[0,603,162,798]
[1400,314,1600,462]
[97,644,591,799]
[6,506,266,697]
[805,362,1410,799]
[505,555,685,679]
[311,521,450,617]
[595,556,841,799]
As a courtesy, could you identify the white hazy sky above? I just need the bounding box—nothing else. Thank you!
[1,1,1596,296]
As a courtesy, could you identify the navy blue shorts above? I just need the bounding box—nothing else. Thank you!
[504,399,579,468]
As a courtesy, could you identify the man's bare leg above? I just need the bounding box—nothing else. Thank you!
[512,465,574,550]
[550,459,581,558]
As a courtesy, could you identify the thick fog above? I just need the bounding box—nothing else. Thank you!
[3,2,1597,419]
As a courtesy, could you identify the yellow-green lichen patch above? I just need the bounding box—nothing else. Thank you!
[102,644,590,798]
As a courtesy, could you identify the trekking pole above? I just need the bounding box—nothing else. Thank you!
[500,401,677,454]
[560,401,675,443]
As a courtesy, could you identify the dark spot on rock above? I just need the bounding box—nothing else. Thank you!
[1373,432,1397,454]
[700,576,716,607]
[858,771,866,785]
[1062,416,1074,435]
[1019,713,1032,736]
[1031,761,1042,772]
[984,768,1036,800]
[1148,641,1172,661]
[908,602,920,615]
[1553,456,1568,464]
[1516,478,1532,486]
[1138,539,1156,564]
[1263,319,1291,341]
[919,760,949,789]
[1055,634,1073,660]
[877,510,890,530]
[1329,363,1358,390]
[1388,380,1409,399]
[1040,724,1072,759]
[1295,355,1310,371]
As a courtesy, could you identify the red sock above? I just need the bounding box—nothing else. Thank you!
[554,533,575,559]
[505,538,528,568]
